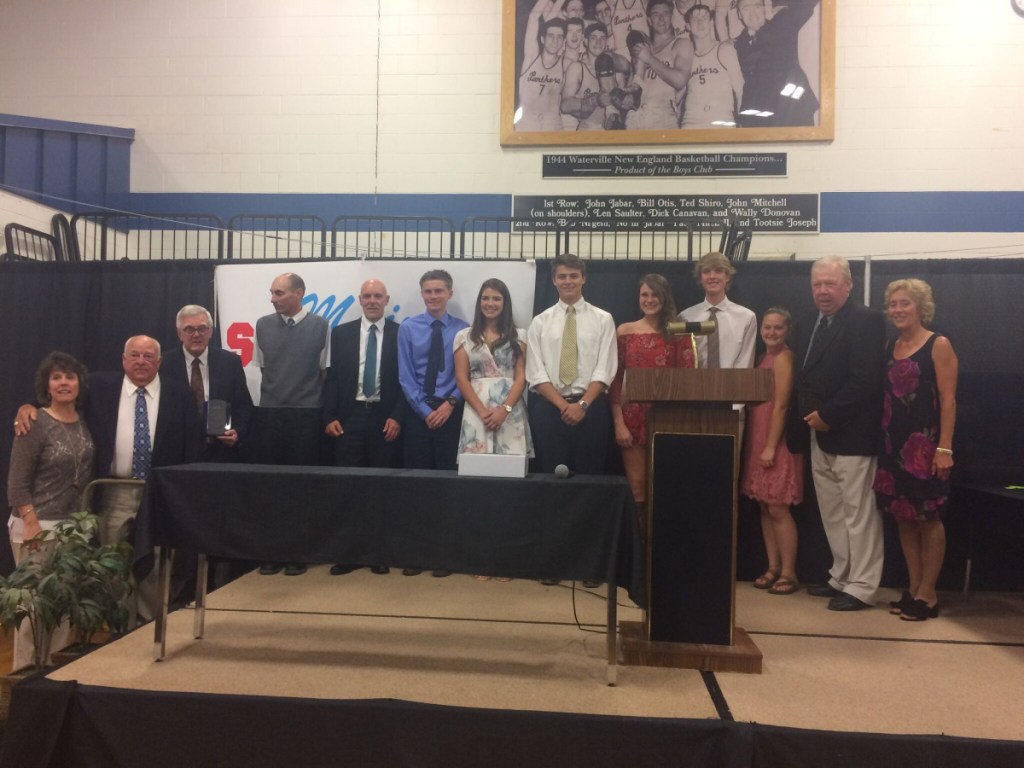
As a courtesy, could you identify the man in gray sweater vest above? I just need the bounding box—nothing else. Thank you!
[252,272,330,576]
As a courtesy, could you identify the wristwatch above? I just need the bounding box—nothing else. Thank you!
[578,399,589,411]
[502,404,513,413]
[446,395,458,407]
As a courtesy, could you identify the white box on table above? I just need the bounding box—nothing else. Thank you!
[457,453,529,478]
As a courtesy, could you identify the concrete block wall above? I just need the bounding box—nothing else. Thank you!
[1,0,1022,260]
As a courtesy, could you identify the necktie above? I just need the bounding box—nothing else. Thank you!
[363,324,378,398]
[706,306,721,369]
[132,387,152,480]
[559,305,578,387]
[190,357,205,420]
[804,316,830,369]
[286,317,296,327]
[424,319,444,396]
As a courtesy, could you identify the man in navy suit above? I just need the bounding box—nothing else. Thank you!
[323,279,404,470]
[322,278,405,576]
[162,305,254,462]
[788,256,886,612]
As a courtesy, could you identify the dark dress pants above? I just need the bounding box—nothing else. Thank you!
[333,403,400,468]
[529,394,611,475]
[403,403,463,470]
[254,407,322,466]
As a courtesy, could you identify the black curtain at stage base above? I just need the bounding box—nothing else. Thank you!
[3,258,1022,590]
[6,676,1023,768]
[0,261,214,574]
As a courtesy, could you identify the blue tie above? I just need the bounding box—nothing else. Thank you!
[132,387,152,480]
[363,324,378,398]
[424,319,444,396]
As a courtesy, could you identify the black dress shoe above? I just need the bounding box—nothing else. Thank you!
[283,564,307,576]
[582,580,601,589]
[402,568,422,576]
[259,563,283,575]
[807,584,842,598]
[330,564,358,576]
[431,570,452,578]
[370,566,390,575]
[540,578,561,586]
[828,593,869,611]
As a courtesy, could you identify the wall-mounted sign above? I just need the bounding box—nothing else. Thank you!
[511,194,819,233]
[542,153,787,179]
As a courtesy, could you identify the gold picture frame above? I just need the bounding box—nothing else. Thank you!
[500,0,834,146]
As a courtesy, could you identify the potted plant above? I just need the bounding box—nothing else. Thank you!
[51,510,134,658]
[0,510,133,705]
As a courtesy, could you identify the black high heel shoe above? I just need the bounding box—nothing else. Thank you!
[899,598,940,621]
[889,590,914,615]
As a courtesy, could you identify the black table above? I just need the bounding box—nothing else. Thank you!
[139,464,644,684]
[950,483,1024,591]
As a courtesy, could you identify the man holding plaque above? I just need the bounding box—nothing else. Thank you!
[163,304,253,463]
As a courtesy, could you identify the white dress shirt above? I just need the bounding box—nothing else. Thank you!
[679,297,756,370]
[113,374,161,478]
[526,298,618,396]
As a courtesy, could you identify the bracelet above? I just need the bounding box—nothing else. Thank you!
[935,447,953,456]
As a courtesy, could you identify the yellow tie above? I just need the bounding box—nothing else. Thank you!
[559,305,578,387]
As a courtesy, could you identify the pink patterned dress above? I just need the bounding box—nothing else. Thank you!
[740,348,804,505]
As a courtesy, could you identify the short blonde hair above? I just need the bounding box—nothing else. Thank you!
[884,278,935,326]
[693,251,735,284]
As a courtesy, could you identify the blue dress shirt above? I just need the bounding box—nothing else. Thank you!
[398,311,470,419]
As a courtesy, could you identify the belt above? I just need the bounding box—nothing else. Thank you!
[563,393,584,403]
[424,396,446,410]
[353,400,381,409]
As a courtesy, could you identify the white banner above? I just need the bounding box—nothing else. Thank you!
[214,260,537,404]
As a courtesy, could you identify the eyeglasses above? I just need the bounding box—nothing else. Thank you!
[181,325,211,336]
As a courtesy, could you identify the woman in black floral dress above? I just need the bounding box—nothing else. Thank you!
[874,279,958,621]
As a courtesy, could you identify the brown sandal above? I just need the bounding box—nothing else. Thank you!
[768,577,800,595]
[753,567,781,589]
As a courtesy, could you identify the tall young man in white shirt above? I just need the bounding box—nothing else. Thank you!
[526,254,617,475]
[678,251,756,370]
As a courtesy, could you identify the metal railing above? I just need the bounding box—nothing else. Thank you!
[70,212,224,261]
[460,217,565,261]
[3,222,64,262]
[330,216,456,260]
[2,212,749,263]
[227,214,327,260]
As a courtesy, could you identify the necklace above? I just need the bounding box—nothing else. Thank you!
[47,409,87,490]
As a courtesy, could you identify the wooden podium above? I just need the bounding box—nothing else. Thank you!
[619,367,771,674]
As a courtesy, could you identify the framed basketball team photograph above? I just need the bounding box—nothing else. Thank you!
[499,0,835,146]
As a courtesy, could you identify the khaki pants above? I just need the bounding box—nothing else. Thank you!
[810,432,884,605]
[98,484,159,625]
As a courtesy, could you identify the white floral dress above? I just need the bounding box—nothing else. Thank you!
[455,327,534,457]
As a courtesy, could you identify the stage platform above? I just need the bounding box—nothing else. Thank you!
[3,569,1023,767]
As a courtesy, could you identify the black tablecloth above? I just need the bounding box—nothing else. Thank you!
[138,464,645,605]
